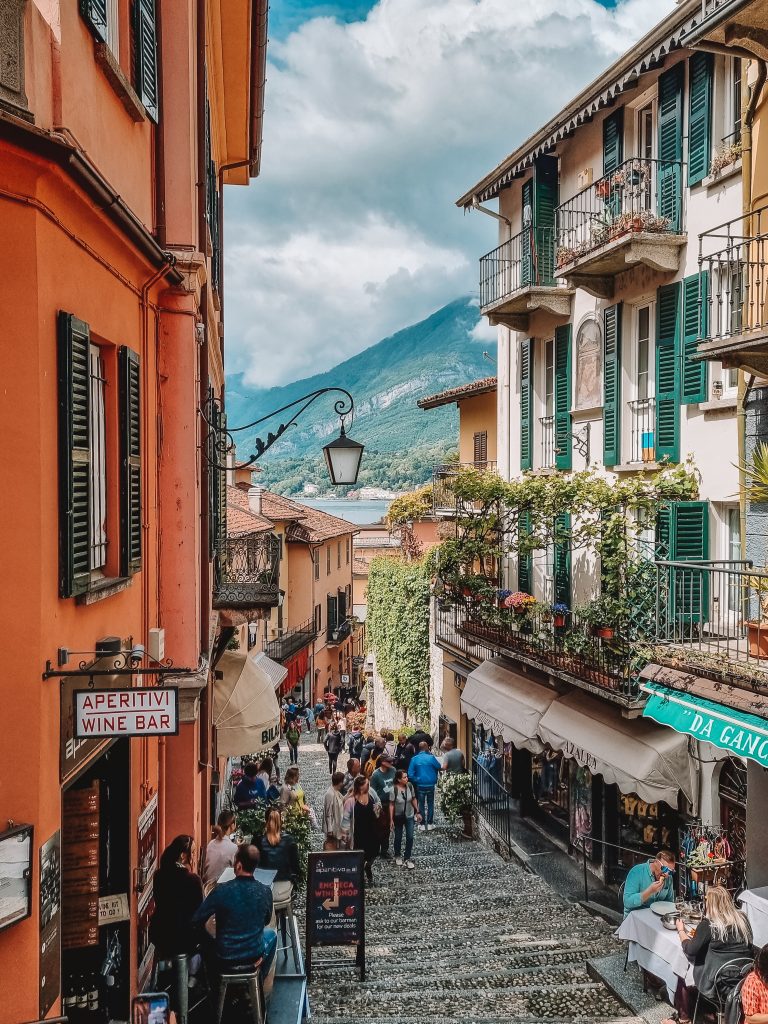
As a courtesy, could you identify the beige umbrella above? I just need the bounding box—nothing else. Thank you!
[213,650,281,757]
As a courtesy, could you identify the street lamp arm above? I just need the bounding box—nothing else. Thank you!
[227,387,355,434]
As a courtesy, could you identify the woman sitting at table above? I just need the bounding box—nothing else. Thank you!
[258,807,300,903]
[663,885,753,1024]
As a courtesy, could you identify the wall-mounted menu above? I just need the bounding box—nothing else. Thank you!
[62,783,100,949]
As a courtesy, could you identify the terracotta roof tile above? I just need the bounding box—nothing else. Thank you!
[226,486,274,536]
[417,376,497,410]
[353,557,369,574]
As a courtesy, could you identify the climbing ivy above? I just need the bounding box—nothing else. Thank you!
[366,557,431,722]
[386,484,433,526]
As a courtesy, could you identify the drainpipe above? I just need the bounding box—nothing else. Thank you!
[471,196,512,231]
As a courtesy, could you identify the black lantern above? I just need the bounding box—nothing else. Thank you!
[322,424,365,485]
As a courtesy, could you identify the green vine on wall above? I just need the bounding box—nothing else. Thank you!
[366,557,431,722]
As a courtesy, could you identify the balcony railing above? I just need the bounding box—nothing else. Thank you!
[432,461,498,516]
[539,415,555,469]
[654,560,768,684]
[472,757,515,853]
[327,619,352,646]
[627,398,656,464]
[479,228,555,309]
[264,618,318,661]
[213,533,281,609]
[556,158,684,271]
[435,599,497,663]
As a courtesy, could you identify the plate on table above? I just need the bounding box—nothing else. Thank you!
[651,901,677,917]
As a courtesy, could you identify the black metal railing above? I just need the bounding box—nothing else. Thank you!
[435,599,497,662]
[556,157,684,270]
[213,532,281,609]
[432,461,498,516]
[699,204,768,345]
[539,415,555,469]
[471,757,515,852]
[264,617,317,661]
[479,227,556,308]
[327,619,352,646]
[628,398,656,464]
[655,560,768,681]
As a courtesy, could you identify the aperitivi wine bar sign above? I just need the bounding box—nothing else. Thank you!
[74,688,179,738]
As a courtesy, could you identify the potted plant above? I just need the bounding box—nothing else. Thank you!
[577,595,623,640]
[745,574,768,659]
[552,602,569,628]
[439,771,474,838]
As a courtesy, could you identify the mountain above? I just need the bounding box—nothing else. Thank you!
[225,297,496,495]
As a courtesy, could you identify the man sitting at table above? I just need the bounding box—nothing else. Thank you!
[192,843,277,979]
[622,849,676,918]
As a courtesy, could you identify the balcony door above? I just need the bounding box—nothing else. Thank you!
[624,302,655,464]
[636,103,655,211]
[539,338,555,469]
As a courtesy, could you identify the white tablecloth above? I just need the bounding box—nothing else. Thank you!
[615,908,695,1002]
[218,866,277,886]
[739,887,768,948]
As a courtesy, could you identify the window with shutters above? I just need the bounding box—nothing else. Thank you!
[89,345,108,572]
[624,302,656,465]
[539,339,555,469]
[655,282,681,464]
[326,545,331,575]
[131,0,159,121]
[520,338,533,471]
[728,58,742,147]
[314,603,322,634]
[473,431,488,468]
[337,542,341,569]
[314,550,320,580]
[688,52,713,186]
[346,538,350,564]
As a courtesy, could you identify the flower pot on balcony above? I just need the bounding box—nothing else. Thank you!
[591,625,615,640]
[746,621,768,659]
[553,614,566,628]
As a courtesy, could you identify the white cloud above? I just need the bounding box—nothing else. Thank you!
[469,317,498,345]
[224,0,674,386]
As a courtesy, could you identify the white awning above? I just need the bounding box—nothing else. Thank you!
[460,658,557,754]
[537,690,695,808]
[213,651,281,758]
[251,651,288,690]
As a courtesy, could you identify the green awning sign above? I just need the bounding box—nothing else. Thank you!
[641,681,768,769]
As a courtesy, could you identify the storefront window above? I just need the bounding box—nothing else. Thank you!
[531,750,569,831]
[616,791,678,865]
[718,758,747,891]
[570,765,593,855]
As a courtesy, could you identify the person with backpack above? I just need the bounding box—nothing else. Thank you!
[392,769,421,869]
[361,735,386,774]
[324,725,344,774]
[409,741,442,831]
[285,720,301,765]
[348,727,364,760]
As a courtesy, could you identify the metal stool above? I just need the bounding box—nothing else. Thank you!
[272,887,300,971]
[216,959,265,1024]
[152,952,207,1024]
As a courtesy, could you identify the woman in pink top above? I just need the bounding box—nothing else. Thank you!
[203,810,238,893]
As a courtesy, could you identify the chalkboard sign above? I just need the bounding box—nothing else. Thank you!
[305,851,365,981]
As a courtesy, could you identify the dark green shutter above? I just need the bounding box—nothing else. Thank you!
[58,312,92,598]
[657,63,684,231]
[134,0,159,122]
[655,504,671,560]
[603,304,622,467]
[217,410,227,558]
[670,501,710,623]
[518,510,532,593]
[655,282,681,463]
[520,338,533,471]
[554,513,571,607]
[338,588,347,623]
[79,0,108,42]
[554,324,572,470]
[602,109,624,175]
[119,347,142,575]
[327,595,338,633]
[533,155,558,286]
[521,178,533,287]
[681,271,708,404]
[688,52,713,186]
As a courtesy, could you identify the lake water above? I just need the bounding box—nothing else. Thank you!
[301,498,391,525]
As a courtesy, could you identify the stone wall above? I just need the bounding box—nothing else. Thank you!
[745,385,768,567]
[367,650,415,732]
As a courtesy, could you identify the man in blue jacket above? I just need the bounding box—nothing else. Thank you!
[408,741,442,831]
[622,849,676,918]
[233,762,267,810]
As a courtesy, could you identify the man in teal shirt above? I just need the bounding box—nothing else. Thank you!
[622,849,676,918]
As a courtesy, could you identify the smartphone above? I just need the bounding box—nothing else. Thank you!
[132,993,170,1024]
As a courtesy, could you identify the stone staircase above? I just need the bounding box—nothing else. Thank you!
[293,740,636,1024]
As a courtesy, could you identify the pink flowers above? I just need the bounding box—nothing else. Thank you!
[503,592,536,613]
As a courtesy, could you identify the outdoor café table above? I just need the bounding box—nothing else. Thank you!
[217,866,277,887]
[739,887,768,948]
[615,907,695,1002]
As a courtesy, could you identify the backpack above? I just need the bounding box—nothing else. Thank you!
[363,753,380,779]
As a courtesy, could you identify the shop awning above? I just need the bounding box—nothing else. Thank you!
[641,680,768,770]
[460,658,557,754]
[251,651,288,690]
[537,689,695,807]
[213,650,281,758]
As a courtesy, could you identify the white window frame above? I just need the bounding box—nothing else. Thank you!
[636,101,656,162]
[622,299,656,464]
[89,344,108,573]
[536,338,555,470]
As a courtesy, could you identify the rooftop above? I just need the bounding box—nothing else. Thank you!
[226,486,274,536]
[227,485,357,542]
[418,376,497,410]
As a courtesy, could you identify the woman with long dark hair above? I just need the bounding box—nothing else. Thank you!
[341,776,381,887]
[149,835,204,956]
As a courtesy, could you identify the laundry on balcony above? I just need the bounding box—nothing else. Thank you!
[460,657,558,754]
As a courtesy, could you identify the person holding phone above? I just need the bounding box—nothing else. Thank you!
[622,849,676,918]
[149,836,204,957]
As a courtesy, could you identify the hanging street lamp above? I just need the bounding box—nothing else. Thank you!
[322,423,365,485]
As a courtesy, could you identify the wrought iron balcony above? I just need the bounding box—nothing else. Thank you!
[697,204,768,377]
[213,533,281,609]
[555,158,686,298]
[432,461,498,517]
[264,618,317,661]
[327,619,352,646]
[479,229,572,329]
[627,398,656,465]
[653,560,768,687]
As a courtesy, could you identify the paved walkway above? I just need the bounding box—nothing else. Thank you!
[292,737,636,1024]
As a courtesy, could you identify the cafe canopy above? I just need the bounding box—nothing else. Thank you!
[460,657,558,754]
[213,650,282,757]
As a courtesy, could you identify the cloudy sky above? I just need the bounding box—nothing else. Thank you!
[224,0,674,388]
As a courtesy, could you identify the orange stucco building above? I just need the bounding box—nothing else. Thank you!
[0,1,267,1017]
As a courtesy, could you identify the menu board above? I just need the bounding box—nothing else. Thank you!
[137,795,159,988]
[0,824,33,932]
[305,851,365,981]
[39,832,61,1019]
[62,783,100,949]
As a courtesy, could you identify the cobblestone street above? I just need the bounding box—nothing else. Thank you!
[293,738,634,1024]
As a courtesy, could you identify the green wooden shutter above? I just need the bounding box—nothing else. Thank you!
[688,52,713,187]
[119,347,142,575]
[520,338,533,471]
[655,282,681,463]
[657,63,684,231]
[554,324,572,470]
[602,108,624,175]
[670,501,710,623]
[217,410,228,558]
[518,510,532,593]
[554,513,571,607]
[79,0,108,42]
[655,504,672,560]
[338,588,347,623]
[58,312,92,598]
[327,595,338,633]
[603,304,622,468]
[681,271,708,404]
[134,0,159,122]
[533,155,558,286]
[521,178,533,287]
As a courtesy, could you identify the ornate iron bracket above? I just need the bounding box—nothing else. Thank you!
[43,651,190,681]
[556,422,591,466]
